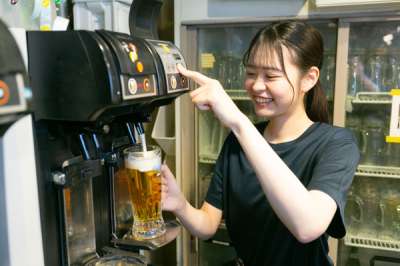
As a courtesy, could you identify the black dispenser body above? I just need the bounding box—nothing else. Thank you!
[28,30,188,124]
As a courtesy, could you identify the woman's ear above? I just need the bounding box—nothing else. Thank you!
[301,66,319,93]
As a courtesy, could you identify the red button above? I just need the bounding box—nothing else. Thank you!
[143,78,150,92]
[0,80,10,106]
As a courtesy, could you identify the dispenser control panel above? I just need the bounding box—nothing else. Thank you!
[121,75,157,100]
[147,40,189,94]
[0,74,26,115]
[110,35,159,100]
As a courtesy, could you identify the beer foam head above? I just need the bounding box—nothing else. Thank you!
[125,154,161,172]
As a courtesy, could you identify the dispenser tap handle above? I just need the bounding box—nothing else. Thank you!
[79,133,91,160]
[134,122,145,135]
[126,122,137,144]
[91,133,102,158]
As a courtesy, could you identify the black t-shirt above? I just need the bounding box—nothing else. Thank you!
[205,122,360,266]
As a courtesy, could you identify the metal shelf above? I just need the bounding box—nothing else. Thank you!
[226,89,250,100]
[355,165,400,179]
[351,92,392,104]
[199,154,217,164]
[227,89,333,101]
[344,234,400,252]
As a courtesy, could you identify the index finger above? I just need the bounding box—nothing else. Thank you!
[177,64,209,86]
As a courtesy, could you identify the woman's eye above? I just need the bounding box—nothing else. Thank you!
[246,72,256,77]
[265,75,280,80]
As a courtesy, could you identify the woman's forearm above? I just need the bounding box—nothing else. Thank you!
[174,201,221,240]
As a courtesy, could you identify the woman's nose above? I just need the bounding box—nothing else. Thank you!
[252,76,266,92]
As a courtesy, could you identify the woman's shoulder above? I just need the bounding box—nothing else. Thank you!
[316,122,356,142]
[314,123,360,161]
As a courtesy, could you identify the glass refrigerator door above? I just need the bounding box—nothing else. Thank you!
[195,20,337,266]
[312,21,338,115]
[339,20,400,266]
[197,25,261,266]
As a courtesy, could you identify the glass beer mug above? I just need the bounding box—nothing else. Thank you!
[361,114,386,165]
[346,113,363,152]
[124,145,166,240]
[379,188,400,240]
[358,181,383,238]
[345,188,363,236]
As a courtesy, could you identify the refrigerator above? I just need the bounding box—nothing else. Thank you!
[176,12,400,266]
[337,19,400,266]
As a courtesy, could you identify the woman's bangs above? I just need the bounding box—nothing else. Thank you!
[245,38,281,70]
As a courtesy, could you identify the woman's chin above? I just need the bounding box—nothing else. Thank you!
[255,110,274,119]
[255,105,275,117]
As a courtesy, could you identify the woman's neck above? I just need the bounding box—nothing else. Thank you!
[264,111,314,144]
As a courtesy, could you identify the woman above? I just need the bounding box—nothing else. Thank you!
[161,21,359,266]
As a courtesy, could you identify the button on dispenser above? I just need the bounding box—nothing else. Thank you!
[181,76,187,87]
[136,61,144,73]
[128,78,138,95]
[0,80,10,106]
[129,51,138,63]
[143,78,150,92]
[170,76,177,89]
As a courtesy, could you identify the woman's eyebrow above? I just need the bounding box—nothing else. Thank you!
[245,64,282,72]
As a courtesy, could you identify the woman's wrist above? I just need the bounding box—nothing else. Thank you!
[230,112,253,137]
[173,196,189,219]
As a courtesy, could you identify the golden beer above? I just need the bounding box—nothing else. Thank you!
[124,145,165,240]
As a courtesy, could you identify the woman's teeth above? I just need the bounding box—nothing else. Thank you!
[255,97,273,104]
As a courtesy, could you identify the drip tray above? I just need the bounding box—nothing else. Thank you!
[112,220,181,250]
[84,247,148,266]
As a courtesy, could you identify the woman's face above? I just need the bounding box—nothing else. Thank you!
[244,46,304,119]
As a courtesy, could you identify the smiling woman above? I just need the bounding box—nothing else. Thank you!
[243,21,329,125]
[161,21,360,266]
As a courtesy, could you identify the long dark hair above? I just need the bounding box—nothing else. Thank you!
[243,21,329,123]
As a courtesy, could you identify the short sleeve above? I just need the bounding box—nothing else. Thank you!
[307,128,360,238]
[204,134,232,210]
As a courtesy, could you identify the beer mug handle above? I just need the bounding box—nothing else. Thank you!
[351,196,364,223]
[361,130,367,154]
[376,202,385,227]
[396,205,400,220]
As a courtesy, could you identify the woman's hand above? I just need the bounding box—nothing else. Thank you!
[177,64,245,130]
[161,164,186,214]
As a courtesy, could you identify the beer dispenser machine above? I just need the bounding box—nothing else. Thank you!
[27,0,189,265]
[0,19,44,266]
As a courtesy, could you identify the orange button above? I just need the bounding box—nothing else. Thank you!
[0,80,10,106]
[136,61,144,73]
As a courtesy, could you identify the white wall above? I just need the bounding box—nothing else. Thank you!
[180,0,307,21]
[174,0,310,45]
[174,0,400,46]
